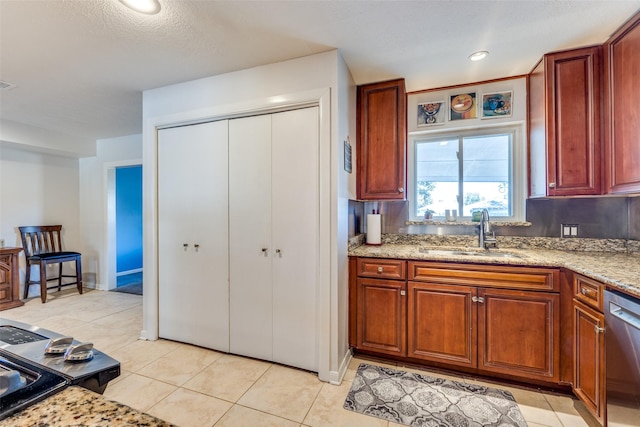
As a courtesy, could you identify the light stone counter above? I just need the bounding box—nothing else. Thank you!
[6,386,174,426]
[350,240,640,298]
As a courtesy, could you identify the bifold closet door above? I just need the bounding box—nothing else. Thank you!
[158,121,230,351]
[229,115,273,360]
[271,107,319,372]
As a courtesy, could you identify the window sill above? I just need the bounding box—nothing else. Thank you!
[406,220,532,227]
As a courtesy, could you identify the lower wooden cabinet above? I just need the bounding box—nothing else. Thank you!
[356,277,406,356]
[351,257,561,384]
[479,288,559,382]
[573,274,606,424]
[406,282,559,382]
[0,248,24,311]
[407,282,475,367]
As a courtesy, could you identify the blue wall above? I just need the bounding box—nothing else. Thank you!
[116,165,143,273]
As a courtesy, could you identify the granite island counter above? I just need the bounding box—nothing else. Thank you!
[5,386,174,426]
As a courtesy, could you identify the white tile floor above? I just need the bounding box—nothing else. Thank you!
[1,288,596,427]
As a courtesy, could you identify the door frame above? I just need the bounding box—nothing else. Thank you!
[103,159,142,291]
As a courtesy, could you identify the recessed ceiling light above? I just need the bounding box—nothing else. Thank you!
[118,0,161,15]
[469,51,489,61]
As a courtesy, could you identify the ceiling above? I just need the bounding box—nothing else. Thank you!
[1,0,639,143]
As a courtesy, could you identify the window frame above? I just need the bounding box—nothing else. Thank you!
[407,123,526,222]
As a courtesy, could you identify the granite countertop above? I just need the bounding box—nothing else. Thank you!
[349,237,640,298]
[6,386,174,426]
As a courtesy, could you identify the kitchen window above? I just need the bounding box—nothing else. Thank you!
[408,125,525,221]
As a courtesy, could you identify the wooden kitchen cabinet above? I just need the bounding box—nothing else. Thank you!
[407,281,475,368]
[351,258,561,383]
[0,247,24,311]
[604,12,640,194]
[352,258,407,356]
[356,79,406,200]
[572,274,606,424]
[356,277,406,357]
[408,262,560,383]
[528,46,602,197]
[478,288,560,383]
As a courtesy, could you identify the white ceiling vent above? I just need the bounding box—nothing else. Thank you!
[0,80,17,90]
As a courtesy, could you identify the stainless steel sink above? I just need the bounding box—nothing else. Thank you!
[418,248,526,259]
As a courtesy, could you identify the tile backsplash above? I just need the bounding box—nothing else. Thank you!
[349,196,640,240]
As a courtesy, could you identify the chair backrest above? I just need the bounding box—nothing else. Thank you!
[18,225,65,258]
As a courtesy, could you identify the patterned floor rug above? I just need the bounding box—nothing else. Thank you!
[344,363,527,427]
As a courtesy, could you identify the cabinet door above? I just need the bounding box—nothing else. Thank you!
[271,107,319,371]
[544,46,602,196]
[478,288,559,382]
[357,278,406,356]
[573,300,605,423]
[604,13,640,194]
[357,79,406,200]
[229,114,273,361]
[407,282,476,368]
[158,121,230,351]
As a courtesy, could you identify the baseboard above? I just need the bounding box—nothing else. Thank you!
[329,348,353,385]
[116,268,143,277]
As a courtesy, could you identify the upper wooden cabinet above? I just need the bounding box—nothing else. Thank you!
[357,79,406,200]
[529,46,603,197]
[604,12,640,194]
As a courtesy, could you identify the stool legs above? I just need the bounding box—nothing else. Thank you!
[76,257,83,294]
[39,262,48,303]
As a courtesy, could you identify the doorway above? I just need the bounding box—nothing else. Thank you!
[114,165,143,294]
[104,161,142,293]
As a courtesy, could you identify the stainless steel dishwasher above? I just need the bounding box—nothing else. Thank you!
[604,290,640,426]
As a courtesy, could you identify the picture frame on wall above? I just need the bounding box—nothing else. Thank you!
[481,91,512,118]
[417,101,446,126]
[450,92,476,120]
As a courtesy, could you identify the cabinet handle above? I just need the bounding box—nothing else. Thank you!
[472,296,485,303]
[549,182,556,188]
[581,287,592,296]
[595,325,605,334]
[261,248,269,257]
[398,187,404,193]
[377,266,383,273]
[400,290,406,296]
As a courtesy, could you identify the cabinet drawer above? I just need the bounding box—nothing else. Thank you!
[574,274,604,311]
[408,261,559,292]
[357,258,406,280]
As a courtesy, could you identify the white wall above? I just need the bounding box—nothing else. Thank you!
[0,143,80,297]
[79,134,142,290]
[0,119,95,157]
[142,50,353,384]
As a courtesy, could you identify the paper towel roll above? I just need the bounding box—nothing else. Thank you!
[366,214,382,245]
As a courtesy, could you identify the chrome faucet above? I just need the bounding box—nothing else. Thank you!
[479,208,497,249]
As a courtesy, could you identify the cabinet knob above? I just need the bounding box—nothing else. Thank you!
[377,266,383,273]
[398,187,404,193]
[581,287,592,295]
[472,296,485,303]
[261,248,269,257]
[275,249,282,258]
[595,325,605,334]
[400,290,406,296]
[183,243,189,250]
[549,182,556,188]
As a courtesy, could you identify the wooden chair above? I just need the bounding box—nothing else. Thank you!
[19,225,83,303]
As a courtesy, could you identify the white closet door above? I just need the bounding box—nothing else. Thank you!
[271,107,319,371]
[228,115,273,360]
[158,121,229,351]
